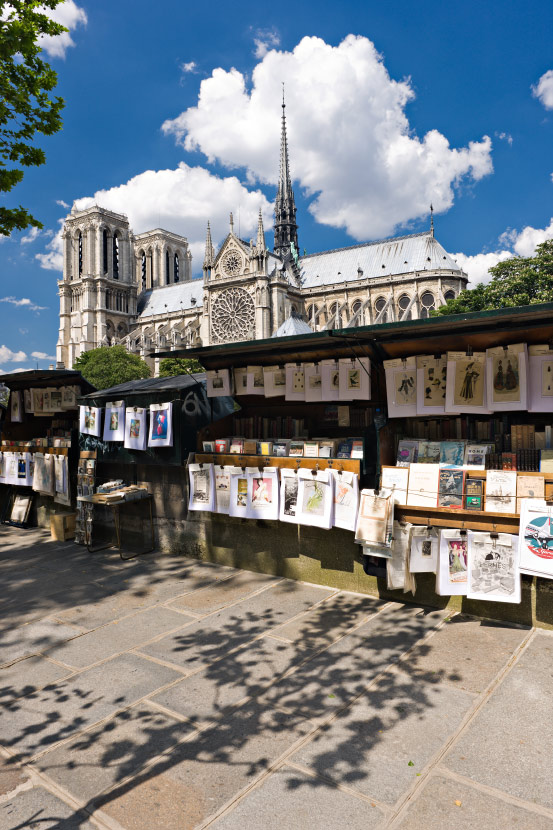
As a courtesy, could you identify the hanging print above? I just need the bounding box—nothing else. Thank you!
[527,345,553,413]
[263,365,286,398]
[206,369,232,398]
[79,405,102,437]
[10,390,22,423]
[384,357,417,417]
[279,468,299,524]
[148,402,173,448]
[486,343,527,411]
[245,467,279,520]
[416,355,447,415]
[103,401,126,442]
[437,529,469,596]
[518,500,553,578]
[214,466,231,514]
[188,462,215,512]
[296,467,334,529]
[468,532,520,603]
[124,407,147,451]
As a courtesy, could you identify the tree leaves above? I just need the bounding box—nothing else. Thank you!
[158,357,204,377]
[74,346,151,390]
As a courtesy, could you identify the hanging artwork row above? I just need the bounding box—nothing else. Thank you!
[79,402,174,450]
[205,358,371,403]
[385,343,552,416]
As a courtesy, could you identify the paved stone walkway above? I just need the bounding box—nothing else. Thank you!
[0,525,552,830]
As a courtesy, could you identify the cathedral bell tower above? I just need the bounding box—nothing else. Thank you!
[273,92,299,260]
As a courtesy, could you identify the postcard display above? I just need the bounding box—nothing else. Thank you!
[381,342,553,604]
[75,452,97,545]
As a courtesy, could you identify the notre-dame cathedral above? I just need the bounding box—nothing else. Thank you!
[56,101,467,372]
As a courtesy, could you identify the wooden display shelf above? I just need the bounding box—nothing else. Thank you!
[1,446,69,456]
[195,453,361,475]
[395,504,520,534]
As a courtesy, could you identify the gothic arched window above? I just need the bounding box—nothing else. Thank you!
[78,232,83,275]
[398,294,412,321]
[375,296,388,323]
[444,290,455,302]
[103,229,108,274]
[165,250,170,285]
[420,291,436,318]
[352,300,363,324]
[329,302,342,328]
[112,234,119,279]
[174,253,180,282]
[141,252,146,291]
[306,304,318,325]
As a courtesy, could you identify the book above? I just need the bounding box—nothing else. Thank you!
[337,406,350,427]
[396,439,419,467]
[214,438,229,453]
[545,480,553,502]
[243,439,258,455]
[202,441,215,452]
[272,440,290,457]
[516,474,545,513]
[484,470,517,513]
[440,441,465,467]
[350,439,364,459]
[337,440,353,459]
[406,463,440,508]
[288,440,304,457]
[229,437,245,454]
[303,440,319,458]
[465,478,484,511]
[541,449,553,473]
[317,439,338,458]
[464,443,490,469]
[417,441,440,464]
[259,441,273,456]
[437,468,465,509]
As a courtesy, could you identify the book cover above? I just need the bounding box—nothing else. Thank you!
[214,438,229,453]
[303,441,319,458]
[289,441,304,457]
[465,478,484,511]
[438,468,465,509]
[337,440,353,459]
[396,439,419,467]
[350,439,364,459]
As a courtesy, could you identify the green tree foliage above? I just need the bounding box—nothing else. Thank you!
[158,357,203,377]
[74,346,151,390]
[1,1,66,236]
[435,240,553,316]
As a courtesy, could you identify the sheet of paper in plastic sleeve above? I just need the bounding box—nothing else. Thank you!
[384,357,417,418]
[304,363,323,403]
[355,488,393,547]
[436,529,469,596]
[228,466,249,518]
[10,390,23,423]
[406,463,440,508]
[296,467,334,529]
[17,452,33,487]
[445,351,492,415]
[61,385,77,409]
[279,468,300,524]
[516,474,545,513]
[528,344,553,412]
[103,401,125,442]
[330,469,359,532]
[338,357,370,401]
[124,407,147,451]
[320,360,340,402]
[467,531,521,603]
[79,405,102,437]
[284,363,305,402]
[486,343,528,412]
[188,463,215,512]
[54,455,71,506]
[409,527,439,573]
[245,467,279,520]
[23,388,32,413]
[32,453,55,496]
[233,367,249,396]
[245,366,265,396]
[206,369,232,398]
[416,355,447,416]
[0,453,6,484]
[263,365,286,398]
[2,453,16,485]
[518,499,553,578]
[214,465,232,515]
[387,521,416,593]
[484,470,517,513]
[381,465,409,505]
[148,402,173,448]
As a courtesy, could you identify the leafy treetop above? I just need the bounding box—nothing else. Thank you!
[158,357,203,377]
[1,0,66,236]
[74,346,151,390]
[435,240,553,316]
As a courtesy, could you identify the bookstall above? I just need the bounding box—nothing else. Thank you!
[0,370,95,530]
[154,302,553,628]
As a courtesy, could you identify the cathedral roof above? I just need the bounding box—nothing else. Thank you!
[273,314,314,337]
[298,231,464,289]
[138,280,203,318]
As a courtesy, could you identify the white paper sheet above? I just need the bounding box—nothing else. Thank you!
[416,355,447,415]
[296,468,334,529]
[285,364,305,402]
[54,455,71,506]
[331,469,359,532]
[32,453,55,496]
[304,363,323,403]
[528,345,553,413]
[228,466,249,518]
[484,470,517,513]
[384,357,417,418]
[245,366,266,396]
[148,402,173,448]
[206,369,232,398]
[103,401,126,442]
[381,466,409,505]
[436,529,469,596]
[213,465,231,515]
[355,488,393,546]
[263,365,286,398]
[124,407,147,451]
[79,405,102,437]
[486,343,528,412]
[338,357,371,401]
[406,463,440,508]
[246,466,279,520]
[467,532,521,603]
[409,527,439,573]
[321,360,340,402]
[233,367,249,396]
[279,468,300,524]
[188,462,215,512]
[387,521,415,593]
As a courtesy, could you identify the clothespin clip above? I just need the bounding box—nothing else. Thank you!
[465,345,473,357]
[258,464,264,474]
[433,353,442,360]
[490,522,499,539]
[459,521,467,537]
[241,465,246,473]
[337,463,343,475]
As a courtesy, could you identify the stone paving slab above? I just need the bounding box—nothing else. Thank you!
[0,653,181,759]
[0,655,73,704]
[138,581,335,674]
[393,773,553,830]
[168,570,279,614]
[0,618,84,667]
[290,666,474,806]
[96,703,312,830]
[210,765,387,830]
[400,616,529,695]
[0,786,98,830]
[150,635,313,726]
[264,604,447,720]
[35,703,197,804]
[0,753,29,797]
[44,606,192,668]
[443,631,553,810]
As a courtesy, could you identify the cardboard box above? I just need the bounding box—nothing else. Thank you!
[50,513,76,541]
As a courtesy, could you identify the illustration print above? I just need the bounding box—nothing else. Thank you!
[524,515,553,560]
[347,368,361,390]
[84,407,96,430]
[492,354,520,402]
[284,477,298,516]
[424,363,447,405]
[542,361,553,397]
[251,477,272,507]
[212,375,224,389]
[302,480,325,516]
[192,470,210,503]
[130,418,141,439]
[470,539,516,597]
[236,477,248,507]
[309,373,322,389]
[448,539,468,583]
[151,409,168,440]
[110,411,119,431]
[454,359,483,406]
[395,371,416,405]
[293,370,304,392]
[274,370,286,387]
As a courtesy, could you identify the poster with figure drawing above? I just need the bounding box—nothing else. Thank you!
[445,351,491,414]
[246,467,279,519]
[467,532,520,603]
[384,357,417,417]
[486,343,527,411]
[296,468,333,529]
[330,469,359,532]
[437,529,469,596]
[124,407,147,450]
[188,463,215,512]
[228,467,249,518]
[279,469,299,523]
[148,402,173,448]
[103,402,125,442]
[528,346,553,413]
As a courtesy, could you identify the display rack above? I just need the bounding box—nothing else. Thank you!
[195,453,361,475]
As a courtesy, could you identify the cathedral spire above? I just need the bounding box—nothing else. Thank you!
[256,208,265,251]
[203,220,214,268]
[430,204,434,238]
[273,88,299,260]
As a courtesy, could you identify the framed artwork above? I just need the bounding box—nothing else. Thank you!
[9,494,33,526]
[528,345,553,413]
[148,402,173,448]
[206,369,232,398]
[103,401,126,442]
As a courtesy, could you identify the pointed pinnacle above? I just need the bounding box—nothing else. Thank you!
[257,208,265,251]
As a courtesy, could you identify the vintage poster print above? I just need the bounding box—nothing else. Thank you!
[331,469,359,532]
[10,391,22,423]
[454,358,484,407]
[448,539,468,584]
[251,477,273,508]
[293,370,304,392]
[348,367,361,391]
[524,513,553,560]
[151,409,168,440]
[130,418,140,439]
[302,479,325,516]
[485,470,517,513]
[423,361,447,406]
[236,477,248,507]
[417,441,441,464]
[542,361,553,396]
[192,470,210,503]
[355,491,391,545]
[468,533,520,603]
[214,469,230,514]
[394,369,416,405]
[410,527,439,573]
[440,441,465,467]
[284,477,298,516]
[309,373,322,389]
[438,469,465,509]
[85,407,96,431]
[110,411,119,431]
[492,353,520,403]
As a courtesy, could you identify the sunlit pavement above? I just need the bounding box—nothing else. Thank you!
[1,525,552,830]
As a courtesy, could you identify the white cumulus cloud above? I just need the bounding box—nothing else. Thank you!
[0,345,27,363]
[31,351,56,361]
[253,28,281,59]
[0,296,47,312]
[181,61,197,74]
[68,163,273,267]
[39,0,88,59]
[532,69,553,110]
[163,34,493,240]
[20,226,41,244]
[56,199,70,208]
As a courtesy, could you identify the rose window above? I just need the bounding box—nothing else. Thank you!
[211,288,255,343]
[222,251,242,276]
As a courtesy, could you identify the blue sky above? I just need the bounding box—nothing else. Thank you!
[1,0,553,371]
